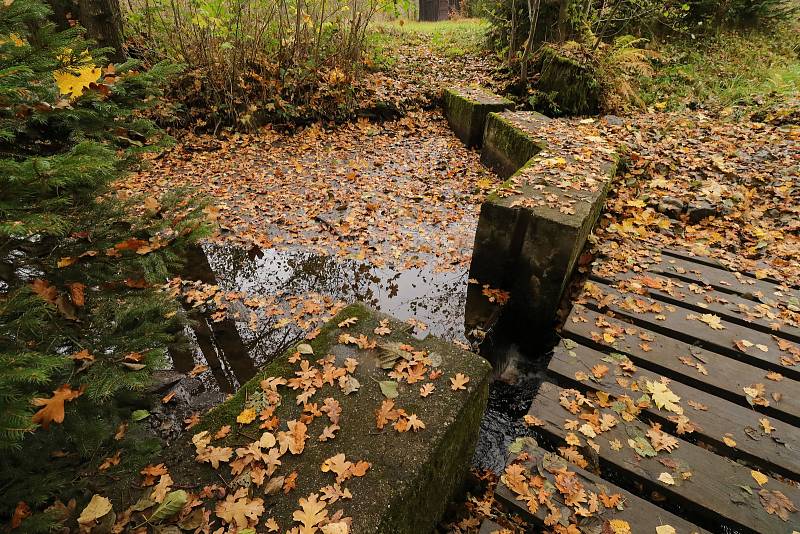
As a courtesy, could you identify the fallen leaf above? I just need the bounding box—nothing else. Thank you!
[646,381,682,414]
[379,380,399,399]
[215,492,265,528]
[658,472,675,485]
[237,408,257,424]
[77,495,112,526]
[751,470,769,487]
[450,373,469,391]
[31,384,85,429]
[759,489,797,521]
[11,502,31,529]
[292,493,327,532]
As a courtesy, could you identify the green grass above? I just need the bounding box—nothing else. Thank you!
[368,18,490,60]
[641,24,800,111]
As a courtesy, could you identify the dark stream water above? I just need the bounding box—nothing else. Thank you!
[165,242,545,471]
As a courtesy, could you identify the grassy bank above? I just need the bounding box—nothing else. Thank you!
[368,18,490,65]
[641,24,800,112]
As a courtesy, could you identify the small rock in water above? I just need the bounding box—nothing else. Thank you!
[147,370,186,393]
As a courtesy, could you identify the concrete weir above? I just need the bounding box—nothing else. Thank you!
[153,303,492,534]
[442,86,512,147]
[444,89,618,342]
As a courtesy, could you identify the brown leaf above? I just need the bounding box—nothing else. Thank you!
[759,489,797,521]
[69,283,86,306]
[31,279,58,304]
[11,502,31,529]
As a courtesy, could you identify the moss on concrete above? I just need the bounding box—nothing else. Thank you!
[443,86,513,147]
[480,112,549,178]
[146,303,492,533]
[533,44,601,116]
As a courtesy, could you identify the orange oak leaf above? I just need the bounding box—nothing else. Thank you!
[284,471,298,494]
[215,491,265,528]
[31,385,85,429]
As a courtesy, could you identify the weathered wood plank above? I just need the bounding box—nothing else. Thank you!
[590,271,800,343]
[580,281,800,379]
[648,255,799,306]
[661,248,798,290]
[547,342,800,481]
[529,382,800,534]
[563,306,800,425]
[477,519,506,534]
[495,445,709,534]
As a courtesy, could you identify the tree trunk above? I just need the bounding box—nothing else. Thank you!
[78,0,126,62]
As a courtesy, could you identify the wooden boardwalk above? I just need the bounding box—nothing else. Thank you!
[492,249,800,533]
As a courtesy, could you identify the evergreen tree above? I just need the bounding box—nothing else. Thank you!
[0,0,206,525]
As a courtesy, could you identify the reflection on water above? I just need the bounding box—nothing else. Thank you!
[170,243,470,394]
[168,243,544,471]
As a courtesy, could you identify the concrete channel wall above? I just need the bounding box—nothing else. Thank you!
[444,88,618,343]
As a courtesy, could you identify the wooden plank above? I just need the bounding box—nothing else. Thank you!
[581,280,800,379]
[495,445,709,534]
[547,342,800,481]
[478,520,506,534]
[590,271,800,343]
[662,248,798,289]
[647,255,799,306]
[528,382,800,534]
[563,306,800,426]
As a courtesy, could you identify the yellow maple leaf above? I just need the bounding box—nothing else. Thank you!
[53,50,101,99]
[236,407,257,424]
[646,380,682,414]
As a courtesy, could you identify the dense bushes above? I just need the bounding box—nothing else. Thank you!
[486,0,797,115]
[126,0,385,128]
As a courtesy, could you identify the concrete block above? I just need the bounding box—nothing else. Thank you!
[480,111,550,178]
[443,86,513,147]
[467,115,617,341]
[144,303,492,534]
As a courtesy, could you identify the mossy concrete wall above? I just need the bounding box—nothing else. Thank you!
[467,114,617,343]
[153,303,492,534]
[480,111,550,179]
[443,87,513,148]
